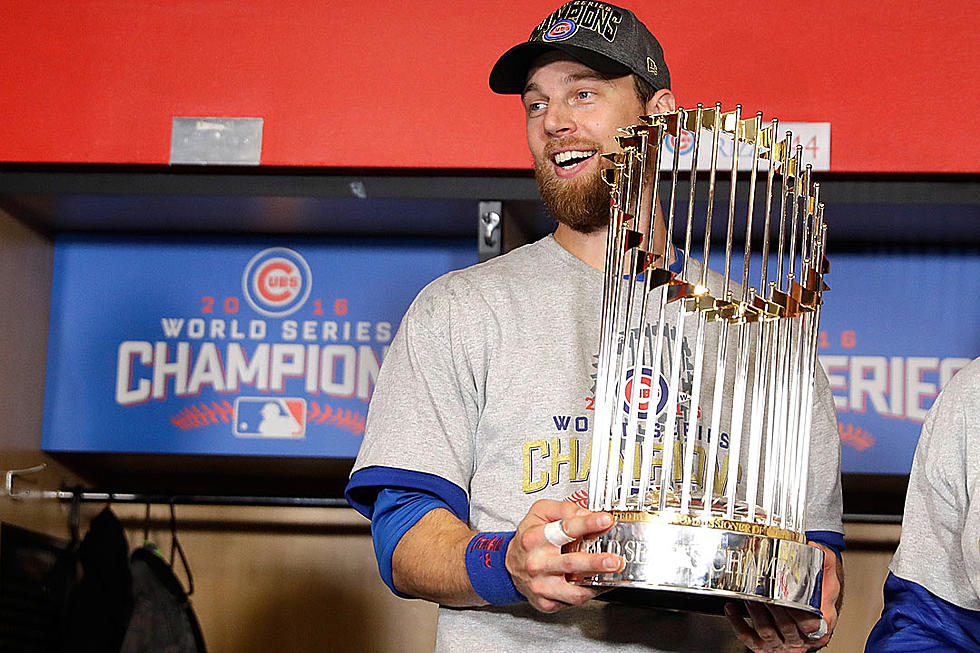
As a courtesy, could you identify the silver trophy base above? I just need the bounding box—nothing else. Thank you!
[570,515,824,616]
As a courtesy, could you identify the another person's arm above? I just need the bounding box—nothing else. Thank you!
[866,358,980,651]
[866,573,980,651]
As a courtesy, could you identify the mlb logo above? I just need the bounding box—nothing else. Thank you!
[234,397,307,438]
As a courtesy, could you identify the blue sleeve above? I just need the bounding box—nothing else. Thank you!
[345,465,469,521]
[371,488,454,598]
[865,572,980,652]
[345,467,471,598]
[805,530,845,560]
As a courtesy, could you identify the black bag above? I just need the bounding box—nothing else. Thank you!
[60,507,133,653]
[119,543,206,653]
[60,505,206,653]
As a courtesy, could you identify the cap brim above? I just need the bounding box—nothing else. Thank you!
[489,41,633,95]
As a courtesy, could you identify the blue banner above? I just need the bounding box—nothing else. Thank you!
[816,251,980,475]
[43,235,980,475]
[42,236,475,458]
[704,249,980,476]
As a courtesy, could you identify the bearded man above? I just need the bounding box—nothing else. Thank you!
[346,3,844,651]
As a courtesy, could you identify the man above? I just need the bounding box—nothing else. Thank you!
[865,357,980,651]
[346,3,844,651]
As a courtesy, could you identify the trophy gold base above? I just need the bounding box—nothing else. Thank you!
[569,514,824,616]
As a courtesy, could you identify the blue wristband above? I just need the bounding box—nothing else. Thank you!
[464,531,527,605]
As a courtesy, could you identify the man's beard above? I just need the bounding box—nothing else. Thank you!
[534,156,611,234]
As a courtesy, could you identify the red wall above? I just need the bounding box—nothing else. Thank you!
[1,1,977,172]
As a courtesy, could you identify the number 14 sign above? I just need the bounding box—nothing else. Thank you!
[661,121,831,172]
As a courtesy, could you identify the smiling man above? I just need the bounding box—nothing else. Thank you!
[522,50,674,266]
[346,3,844,652]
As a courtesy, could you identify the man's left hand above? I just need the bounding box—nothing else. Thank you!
[724,542,842,652]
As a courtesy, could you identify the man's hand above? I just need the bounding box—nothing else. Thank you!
[505,499,623,613]
[724,542,843,651]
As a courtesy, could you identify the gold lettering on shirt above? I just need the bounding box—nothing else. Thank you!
[523,439,549,493]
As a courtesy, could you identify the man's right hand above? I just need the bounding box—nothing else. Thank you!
[505,499,624,613]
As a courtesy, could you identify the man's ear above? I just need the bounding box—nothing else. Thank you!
[644,89,676,115]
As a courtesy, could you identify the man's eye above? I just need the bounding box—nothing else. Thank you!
[527,102,547,114]
[577,91,596,100]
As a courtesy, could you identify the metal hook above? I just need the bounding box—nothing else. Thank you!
[4,464,55,500]
[481,210,500,246]
[169,499,195,595]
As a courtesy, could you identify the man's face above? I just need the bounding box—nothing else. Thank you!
[523,52,646,233]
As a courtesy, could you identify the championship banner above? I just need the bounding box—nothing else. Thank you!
[816,251,980,475]
[691,249,980,477]
[42,236,475,458]
[695,249,980,477]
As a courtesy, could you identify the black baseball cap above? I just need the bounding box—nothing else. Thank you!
[489,1,670,95]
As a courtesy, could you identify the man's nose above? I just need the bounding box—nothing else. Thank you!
[544,102,575,137]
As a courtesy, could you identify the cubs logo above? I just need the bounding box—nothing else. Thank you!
[543,19,577,41]
[242,247,312,316]
[667,130,695,156]
[622,366,669,419]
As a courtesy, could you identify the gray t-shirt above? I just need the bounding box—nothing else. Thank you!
[890,356,980,610]
[353,235,843,652]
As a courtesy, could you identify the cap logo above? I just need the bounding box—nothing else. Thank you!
[543,19,578,41]
[531,3,623,43]
[647,57,658,75]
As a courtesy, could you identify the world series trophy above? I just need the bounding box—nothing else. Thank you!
[570,104,830,616]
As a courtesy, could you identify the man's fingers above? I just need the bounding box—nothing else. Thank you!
[728,601,831,652]
[723,603,764,650]
[787,607,822,635]
[527,498,590,523]
[787,609,830,647]
[540,550,623,576]
[542,520,576,547]
[520,550,610,609]
[548,511,615,540]
[527,499,618,541]
[743,601,783,648]
[766,605,807,647]
[513,499,624,614]
[529,581,603,612]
